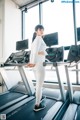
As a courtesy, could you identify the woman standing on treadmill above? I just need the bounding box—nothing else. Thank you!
[27,24,47,111]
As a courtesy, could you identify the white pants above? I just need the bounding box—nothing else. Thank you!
[33,63,45,105]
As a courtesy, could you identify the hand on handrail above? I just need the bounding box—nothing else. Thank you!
[38,51,45,55]
[25,63,36,68]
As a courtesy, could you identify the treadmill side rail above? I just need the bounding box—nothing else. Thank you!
[1,96,35,115]
[62,104,77,120]
[43,101,63,120]
[0,95,28,112]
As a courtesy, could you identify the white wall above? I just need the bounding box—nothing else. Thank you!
[0,0,21,89]
[0,0,21,62]
[4,0,21,61]
[0,0,4,62]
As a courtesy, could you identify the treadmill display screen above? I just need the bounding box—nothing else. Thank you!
[16,40,28,51]
[43,32,58,47]
[77,27,80,41]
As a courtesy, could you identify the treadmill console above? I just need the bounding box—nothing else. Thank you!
[4,51,30,65]
[46,46,64,62]
[67,45,80,62]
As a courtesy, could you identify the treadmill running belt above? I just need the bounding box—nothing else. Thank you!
[7,98,56,120]
[0,92,23,106]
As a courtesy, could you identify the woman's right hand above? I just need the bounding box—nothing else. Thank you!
[38,51,44,55]
[25,63,36,68]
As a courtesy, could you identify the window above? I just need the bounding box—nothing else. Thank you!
[43,1,74,46]
[76,3,80,28]
[75,3,80,84]
[23,1,77,83]
[42,1,76,83]
[25,5,39,49]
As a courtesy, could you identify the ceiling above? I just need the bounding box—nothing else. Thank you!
[11,0,42,7]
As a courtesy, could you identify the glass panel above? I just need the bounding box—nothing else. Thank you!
[24,1,76,83]
[43,1,74,46]
[76,3,80,83]
[76,3,80,28]
[42,1,76,83]
[25,5,39,49]
[68,67,76,84]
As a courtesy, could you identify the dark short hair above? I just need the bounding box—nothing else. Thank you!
[35,24,44,31]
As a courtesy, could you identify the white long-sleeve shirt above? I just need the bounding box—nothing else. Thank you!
[30,36,47,64]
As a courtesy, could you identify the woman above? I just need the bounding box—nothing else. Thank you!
[27,24,47,111]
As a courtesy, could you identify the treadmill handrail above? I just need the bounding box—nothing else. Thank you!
[43,61,70,67]
[43,60,80,68]
[0,63,27,67]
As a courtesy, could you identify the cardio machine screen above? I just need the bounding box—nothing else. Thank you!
[77,27,80,41]
[43,32,58,47]
[16,39,28,51]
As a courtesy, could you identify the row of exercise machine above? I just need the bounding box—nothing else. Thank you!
[0,40,80,120]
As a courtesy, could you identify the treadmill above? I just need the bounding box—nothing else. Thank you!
[0,40,35,112]
[61,45,80,120]
[0,46,69,120]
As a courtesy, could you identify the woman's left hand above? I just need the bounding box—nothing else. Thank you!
[25,63,36,68]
